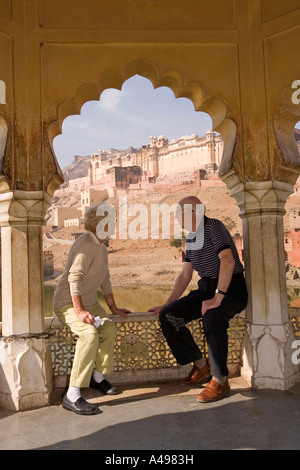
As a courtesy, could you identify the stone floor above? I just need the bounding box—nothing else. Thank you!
[0,376,300,451]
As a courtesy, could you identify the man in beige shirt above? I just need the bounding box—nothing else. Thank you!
[54,203,130,415]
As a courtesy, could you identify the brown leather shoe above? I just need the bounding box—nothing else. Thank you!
[181,362,211,386]
[197,379,230,403]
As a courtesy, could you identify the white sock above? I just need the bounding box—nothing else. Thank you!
[93,370,105,383]
[213,376,227,385]
[67,386,81,403]
[194,358,207,369]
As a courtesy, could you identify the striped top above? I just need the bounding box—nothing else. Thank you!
[184,216,243,279]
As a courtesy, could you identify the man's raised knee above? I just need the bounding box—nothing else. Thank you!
[159,306,170,324]
[202,308,227,334]
[79,325,99,344]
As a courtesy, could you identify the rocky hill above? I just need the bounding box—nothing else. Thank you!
[62,146,138,182]
[62,155,91,182]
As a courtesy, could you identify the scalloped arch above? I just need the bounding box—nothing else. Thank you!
[47,58,237,185]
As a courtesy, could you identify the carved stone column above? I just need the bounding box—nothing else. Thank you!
[0,190,54,410]
[224,171,300,390]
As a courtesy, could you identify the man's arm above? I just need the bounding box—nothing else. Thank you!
[72,292,132,322]
[72,295,95,324]
[201,248,235,315]
[69,250,95,323]
[148,262,194,315]
[216,248,235,293]
[104,292,131,317]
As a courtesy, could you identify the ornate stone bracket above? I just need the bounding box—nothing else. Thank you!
[0,335,53,411]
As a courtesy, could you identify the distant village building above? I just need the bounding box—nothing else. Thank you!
[53,207,81,227]
[285,202,300,267]
[229,228,300,269]
[285,229,300,267]
[290,176,300,196]
[289,206,300,229]
[64,218,81,228]
[80,188,108,213]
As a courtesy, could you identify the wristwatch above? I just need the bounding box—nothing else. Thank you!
[215,288,227,296]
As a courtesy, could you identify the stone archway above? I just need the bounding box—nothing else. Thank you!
[0,0,300,411]
[46,58,238,195]
[46,66,300,393]
[0,56,241,412]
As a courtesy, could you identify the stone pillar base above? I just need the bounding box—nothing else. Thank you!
[0,335,54,411]
[241,321,300,390]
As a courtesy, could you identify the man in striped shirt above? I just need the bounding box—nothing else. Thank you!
[148,195,248,403]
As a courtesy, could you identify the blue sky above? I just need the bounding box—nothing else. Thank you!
[53,75,212,169]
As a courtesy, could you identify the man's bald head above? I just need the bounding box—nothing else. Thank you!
[178,196,202,209]
[176,195,204,232]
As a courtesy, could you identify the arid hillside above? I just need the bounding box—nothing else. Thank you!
[44,183,300,291]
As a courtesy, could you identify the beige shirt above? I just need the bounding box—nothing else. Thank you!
[53,231,112,311]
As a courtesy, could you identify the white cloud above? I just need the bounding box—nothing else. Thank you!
[98,89,122,112]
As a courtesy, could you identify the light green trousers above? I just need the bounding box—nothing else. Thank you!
[55,302,117,388]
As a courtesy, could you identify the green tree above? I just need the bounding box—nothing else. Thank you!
[170,232,186,248]
[222,216,236,233]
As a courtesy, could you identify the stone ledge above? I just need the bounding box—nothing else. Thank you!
[45,311,246,388]
[1,308,299,392]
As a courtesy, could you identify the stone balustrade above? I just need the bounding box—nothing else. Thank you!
[45,311,242,388]
[45,307,300,388]
[1,307,299,393]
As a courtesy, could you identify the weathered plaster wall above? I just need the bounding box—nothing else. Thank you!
[0,0,298,197]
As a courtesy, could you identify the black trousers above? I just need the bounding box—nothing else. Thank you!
[159,272,248,378]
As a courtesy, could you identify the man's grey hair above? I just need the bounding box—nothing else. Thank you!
[84,202,110,232]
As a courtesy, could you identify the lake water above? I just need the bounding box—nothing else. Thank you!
[45,286,300,317]
[43,285,172,317]
[0,285,299,321]
[42,284,300,317]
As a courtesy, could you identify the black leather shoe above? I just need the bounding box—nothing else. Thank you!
[62,395,97,415]
[89,376,119,395]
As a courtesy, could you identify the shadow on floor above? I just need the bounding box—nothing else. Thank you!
[39,382,300,450]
